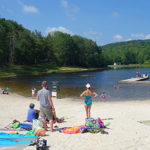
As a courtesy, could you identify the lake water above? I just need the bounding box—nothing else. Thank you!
[0,68,150,101]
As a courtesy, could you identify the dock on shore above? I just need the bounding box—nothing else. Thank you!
[118,76,150,84]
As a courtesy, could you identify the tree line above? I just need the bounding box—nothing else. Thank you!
[2,18,150,67]
[0,18,104,67]
[102,40,150,65]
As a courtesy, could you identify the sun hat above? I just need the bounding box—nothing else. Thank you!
[86,83,91,88]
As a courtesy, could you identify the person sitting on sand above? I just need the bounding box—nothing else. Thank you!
[80,83,98,118]
[27,103,40,122]
[1,89,5,94]
[1,89,8,94]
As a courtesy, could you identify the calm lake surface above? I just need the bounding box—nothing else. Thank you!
[0,68,150,101]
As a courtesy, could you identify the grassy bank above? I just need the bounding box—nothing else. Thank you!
[0,63,102,78]
[108,64,150,68]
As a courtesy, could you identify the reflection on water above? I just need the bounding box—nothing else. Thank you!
[107,76,128,79]
[0,68,150,100]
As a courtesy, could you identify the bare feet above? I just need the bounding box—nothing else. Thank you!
[50,129,56,132]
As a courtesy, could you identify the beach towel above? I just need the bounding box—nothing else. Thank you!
[19,124,32,131]
[0,123,25,131]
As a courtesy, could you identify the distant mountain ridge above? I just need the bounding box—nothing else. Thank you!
[102,39,150,65]
[103,39,150,47]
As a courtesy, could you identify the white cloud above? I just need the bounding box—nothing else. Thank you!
[113,35,123,41]
[60,0,80,21]
[1,5,14,15]
[83,29,103,43]
[61,0,68,8]
[126,38,132,41]
[131,33,150,40]
[72,6,80,13]
[45,26,73,35]
[18,1,39,14]
[23,5,39,13]
[112,12,119,18]
[144,34,150,39]
[131,33,144,39]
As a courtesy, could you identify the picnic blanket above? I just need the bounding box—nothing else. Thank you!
[0,121,32,131]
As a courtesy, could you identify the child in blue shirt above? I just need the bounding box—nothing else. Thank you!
[27,103,40,122]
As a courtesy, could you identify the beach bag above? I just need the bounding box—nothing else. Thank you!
[94,119,101,128]
[32,119,43,130]
[36,139,47,150]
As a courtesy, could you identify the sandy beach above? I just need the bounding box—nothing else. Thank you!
[0,94,150,150]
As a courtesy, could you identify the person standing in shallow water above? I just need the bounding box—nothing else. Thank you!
[37,81,55,132]
[80,83,98,118]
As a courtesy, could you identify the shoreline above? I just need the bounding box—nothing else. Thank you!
[1,90,150,103]
[0,64,104,79]
[108,64,150,68]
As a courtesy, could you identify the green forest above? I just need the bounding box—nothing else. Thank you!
[1,18,150,70]
[102,40,150,65]
[0,18,104,67]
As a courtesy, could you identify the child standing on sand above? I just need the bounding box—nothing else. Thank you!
[80,83,98,118]
[32,88,36,99]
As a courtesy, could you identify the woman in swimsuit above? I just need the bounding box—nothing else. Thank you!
[80,83,98,118]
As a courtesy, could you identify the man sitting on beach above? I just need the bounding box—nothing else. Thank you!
[27,103,40,122]
[37,81,55,132]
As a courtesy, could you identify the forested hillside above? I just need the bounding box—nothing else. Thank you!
[102,40,150,65]
[0,18,103,67]
[2,18,150,68]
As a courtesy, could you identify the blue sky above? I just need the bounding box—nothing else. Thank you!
[0,0,150,45]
